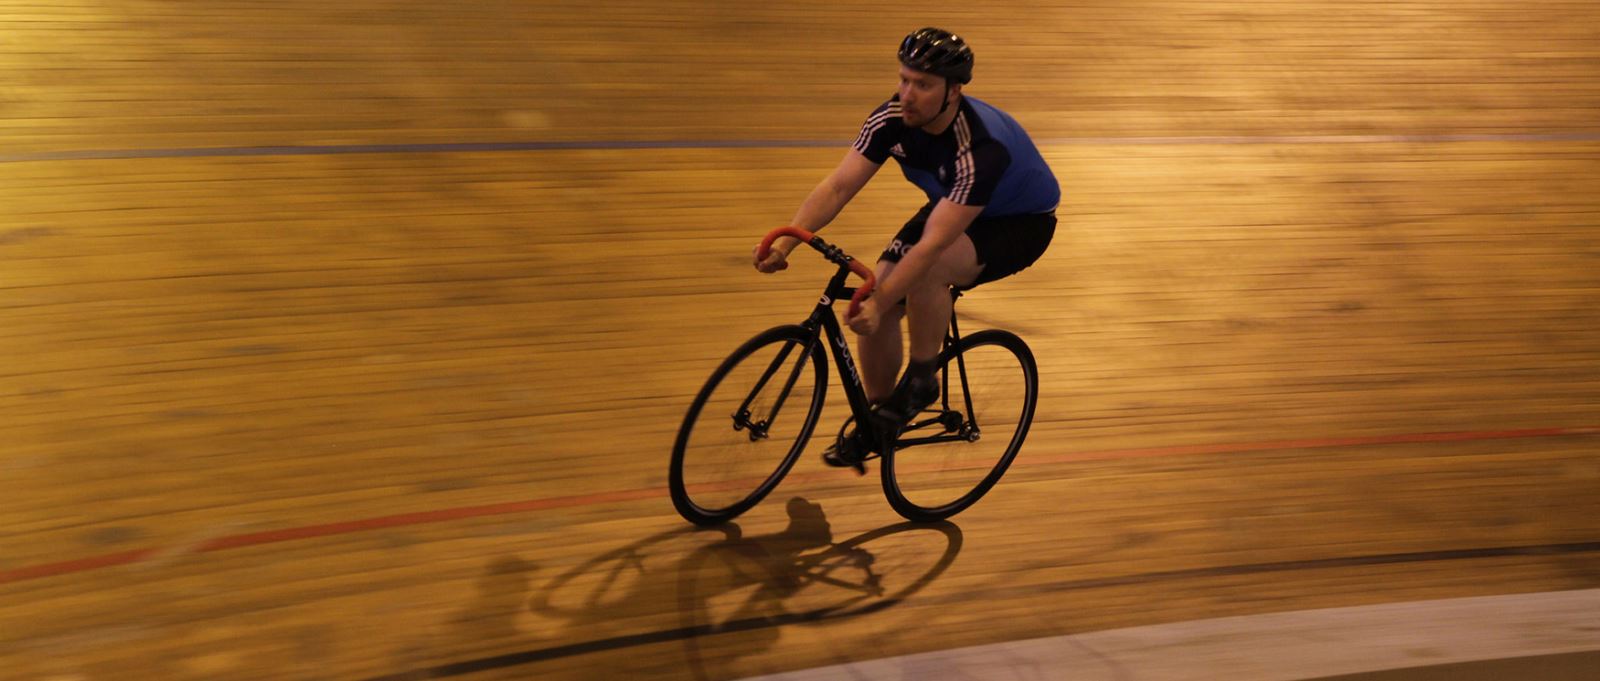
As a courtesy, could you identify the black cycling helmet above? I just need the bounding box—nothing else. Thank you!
[898,27,974,84]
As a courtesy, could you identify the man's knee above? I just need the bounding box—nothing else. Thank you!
[929,236,982,288]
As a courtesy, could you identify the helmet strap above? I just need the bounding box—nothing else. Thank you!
[937,82,957,116]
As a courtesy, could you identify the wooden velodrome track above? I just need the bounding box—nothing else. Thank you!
[3,2,1599,679]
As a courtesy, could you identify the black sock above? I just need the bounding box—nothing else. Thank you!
[905,358,936,382]
[876,358,939,425]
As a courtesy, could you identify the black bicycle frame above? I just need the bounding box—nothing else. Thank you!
[807,263,875,422]
[737,235,981,452]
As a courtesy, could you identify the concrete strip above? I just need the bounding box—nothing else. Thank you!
[737,589,1600,681]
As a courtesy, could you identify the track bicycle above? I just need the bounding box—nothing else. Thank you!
[670,226,1038,524]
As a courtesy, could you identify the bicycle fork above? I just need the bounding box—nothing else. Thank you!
[732,329,821,441]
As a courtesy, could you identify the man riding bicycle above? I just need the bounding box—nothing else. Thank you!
[754,27,1059,469]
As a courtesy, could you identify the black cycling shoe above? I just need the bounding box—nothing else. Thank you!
[821,429,871,475]
[823,365,939,475]
[873,363,940,430]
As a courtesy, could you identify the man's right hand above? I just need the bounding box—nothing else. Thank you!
[753,240,792,273]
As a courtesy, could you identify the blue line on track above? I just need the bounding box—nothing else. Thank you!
[4,132,1600,163]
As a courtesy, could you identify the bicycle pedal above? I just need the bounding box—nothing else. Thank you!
[821,441,871,475]
[822,449,868,472]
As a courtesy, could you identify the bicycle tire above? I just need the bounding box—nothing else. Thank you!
[881,329,1037,522]
[671,325,828,525]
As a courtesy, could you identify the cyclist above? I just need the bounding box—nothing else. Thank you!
[754,27,1059,469]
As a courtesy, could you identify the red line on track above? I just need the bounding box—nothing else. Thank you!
[3,426,1592,585]
[1027,427,1589,465]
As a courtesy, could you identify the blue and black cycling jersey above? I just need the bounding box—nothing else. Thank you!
[852,95,1060,217]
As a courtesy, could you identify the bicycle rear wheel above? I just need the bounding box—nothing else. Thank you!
[881,329,1037,522]
[671,325,828,525]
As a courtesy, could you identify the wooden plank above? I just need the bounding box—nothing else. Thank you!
[2,2,1599,679]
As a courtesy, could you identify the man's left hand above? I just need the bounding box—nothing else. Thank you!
[844,297,881,336]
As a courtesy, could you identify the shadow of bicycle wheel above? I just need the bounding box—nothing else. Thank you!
[357,499,961,681]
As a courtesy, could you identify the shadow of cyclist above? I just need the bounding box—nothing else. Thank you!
[453,555,539,639]
[406,499,965,681]
[688,497,837,603]
[673,498,963,680]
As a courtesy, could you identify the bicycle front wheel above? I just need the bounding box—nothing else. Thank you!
[882,329,1037,522]
[671,325,828,525]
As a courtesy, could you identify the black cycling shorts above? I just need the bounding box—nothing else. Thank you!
[878,199,1057,290]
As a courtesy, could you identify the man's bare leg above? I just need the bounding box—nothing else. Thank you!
[880,233,983,420]
[856,260,906,405]
[905,233,982,363]
[825,235,983,468]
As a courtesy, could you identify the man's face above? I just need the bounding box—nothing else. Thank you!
[897,65,955,128]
